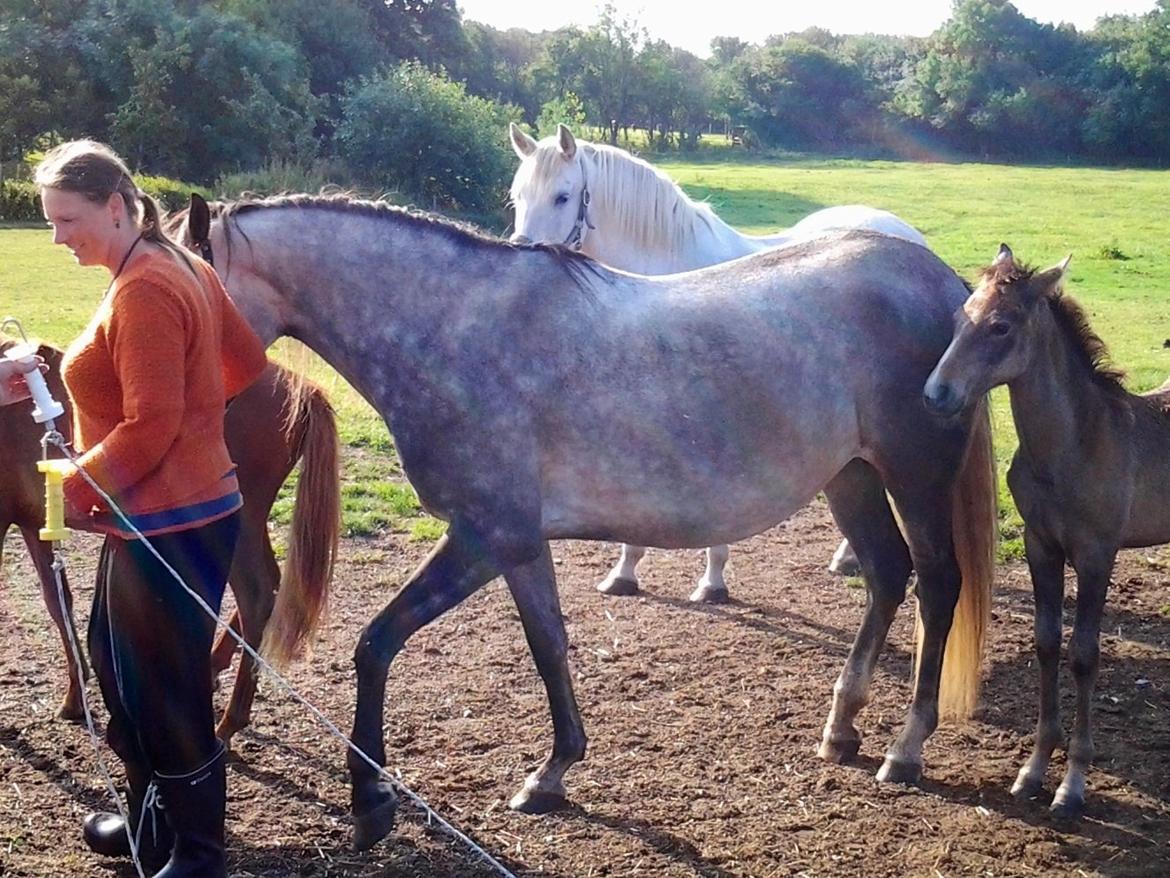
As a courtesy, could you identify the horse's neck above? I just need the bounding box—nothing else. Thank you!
[1008,312,1123,467]
[584,148,759,273]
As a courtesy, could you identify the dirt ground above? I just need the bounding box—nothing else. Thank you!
[2,496,1168,877]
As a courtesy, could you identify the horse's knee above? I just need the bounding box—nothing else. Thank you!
[1067,634,1100,682]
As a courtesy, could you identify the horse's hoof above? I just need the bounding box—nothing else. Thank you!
[597,577,639,597]
[828,541,861,577]
[509,787,569,815]
[352,784,399,852]
[1010,774,1044,800]
[876,757,922,786]
[689,584,729,604]
[818,736,861,764]
[58,705,84,724]
[1049,795,1084,821]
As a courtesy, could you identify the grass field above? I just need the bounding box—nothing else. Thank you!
[4,155,1170,550]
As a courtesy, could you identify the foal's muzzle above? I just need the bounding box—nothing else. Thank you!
[922,377,964,418]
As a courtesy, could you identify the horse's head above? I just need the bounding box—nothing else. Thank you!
[171,193,290,346]
[508,123,593,250]
[924,244,1068,416]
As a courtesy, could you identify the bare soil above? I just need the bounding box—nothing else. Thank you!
[2,498,1168,877]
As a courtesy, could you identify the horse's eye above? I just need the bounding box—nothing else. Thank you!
[989,321,1012,337]
[555,193,570,206]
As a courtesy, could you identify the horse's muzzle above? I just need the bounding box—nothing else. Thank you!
[922,378,964,418]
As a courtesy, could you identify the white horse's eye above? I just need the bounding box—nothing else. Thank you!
[555,193,570,206]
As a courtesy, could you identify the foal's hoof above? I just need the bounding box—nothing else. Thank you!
[509,787,569,815]
[689,583,729,604]
[352,783,399,852]
[58,700,85,724]
[876,757,922,786]
[818,736,861,764]
[828,541,861,577]
[597,576,639,597]
[1049,795,1084,822]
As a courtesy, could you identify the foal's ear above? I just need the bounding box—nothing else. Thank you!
[509,122,538,159]
[1034,254,1071,297]
[557,123,578,160]
[994,243,1014,268]
[188,192,211,243]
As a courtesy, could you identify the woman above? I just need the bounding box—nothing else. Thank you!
[36,140,267,877]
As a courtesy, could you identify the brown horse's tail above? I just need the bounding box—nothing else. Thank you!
[921,398,997,720]
[260,375,340,667]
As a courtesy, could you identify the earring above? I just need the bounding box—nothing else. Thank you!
[115,220,120,229]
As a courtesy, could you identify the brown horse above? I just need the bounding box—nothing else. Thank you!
[0,342,340,746]
[925,245,1170,818]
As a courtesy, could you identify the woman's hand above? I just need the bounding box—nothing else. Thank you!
[0,356,48,407]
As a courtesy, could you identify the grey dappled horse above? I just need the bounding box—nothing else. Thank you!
[180,193,996,852]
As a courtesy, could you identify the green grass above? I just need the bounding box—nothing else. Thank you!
[7,155,1170,541]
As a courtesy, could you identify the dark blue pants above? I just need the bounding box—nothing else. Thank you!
[88,513,239,775]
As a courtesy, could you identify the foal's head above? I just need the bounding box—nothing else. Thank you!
[508,122,590,247]
[924,244,1069,416]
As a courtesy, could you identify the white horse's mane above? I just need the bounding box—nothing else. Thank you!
[515,139,724,259]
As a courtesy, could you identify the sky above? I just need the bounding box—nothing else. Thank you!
[456,0,1158,57]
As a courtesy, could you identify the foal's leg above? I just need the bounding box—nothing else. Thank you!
[1051,548,1114,818]
[22,527,89,721]
[596,543,645,596]
[876,488,962,785]
[1011,528,1066,800]
[818,461,913,762]
[349,522,500,851]
[828,539,862,577]
[504,543,588,813]
[690,544,730,603]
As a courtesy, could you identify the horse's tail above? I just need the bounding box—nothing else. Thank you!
[925,397,997,720]
[260,376,340,667]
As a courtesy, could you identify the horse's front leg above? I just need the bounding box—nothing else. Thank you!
[690,544,730,603]
[596,543,645,596]
[819,461,912,762]
[503,543,587,813]
[1051,548,1113,819]
[1011,528,1066,800]
[876,504,962,785]
[349,523,499,851]
[22,527,88,721]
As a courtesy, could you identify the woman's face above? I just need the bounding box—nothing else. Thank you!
[41,187,121,269]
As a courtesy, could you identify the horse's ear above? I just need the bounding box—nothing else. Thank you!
[188,192,211,242]
[509,122,538,159]
[557,123,577,160]
[1034,255,1071,298]
[994,243,1014,267]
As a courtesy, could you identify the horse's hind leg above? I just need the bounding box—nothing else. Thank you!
[596,543,645,596]
[818,461,912,763]
[876,484,961,785]
[504,543,587,813]
[1011,527,1066,800]
[349,521,500,851]
[22,527,88,721]
[690,544,730,603]
[1051,548,1113,818]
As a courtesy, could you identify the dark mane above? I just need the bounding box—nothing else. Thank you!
[216,192,600,284]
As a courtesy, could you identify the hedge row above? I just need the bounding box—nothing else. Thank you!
[0,176,210,222]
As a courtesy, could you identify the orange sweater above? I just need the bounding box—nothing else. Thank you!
[61,248,267,535]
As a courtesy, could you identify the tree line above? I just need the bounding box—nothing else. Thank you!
[3,0,1169,215]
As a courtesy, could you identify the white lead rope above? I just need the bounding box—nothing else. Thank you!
[44,431,517,878]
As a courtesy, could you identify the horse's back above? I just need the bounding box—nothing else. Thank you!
[785,205,929,249]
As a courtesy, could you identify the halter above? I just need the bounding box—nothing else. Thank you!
[563,157,595,251]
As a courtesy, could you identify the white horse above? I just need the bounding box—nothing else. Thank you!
[509,123,930,601]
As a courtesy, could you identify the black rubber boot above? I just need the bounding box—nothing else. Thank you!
[82,764,173,870]
[151,744,228,878]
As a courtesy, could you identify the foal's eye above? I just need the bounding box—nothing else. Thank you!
[989,321,1012,337]
[555,193,570,206]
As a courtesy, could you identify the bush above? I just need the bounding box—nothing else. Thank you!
[335,61,521,214]
[215,157,354,199]
[536,92,587,137]
[0,174,210,221]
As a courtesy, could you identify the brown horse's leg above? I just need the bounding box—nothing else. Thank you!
[1052,548,1113,818]
[216,515,279,746]
[818,460,912,763]
[1011,527,1066,800]
[503,543,587,813]
[22,527,89,721]
[876,484,962,785]
[349,522,500,851]
[210,610,241,678]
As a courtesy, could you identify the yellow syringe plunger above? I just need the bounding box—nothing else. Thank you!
[38,459,73,542]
